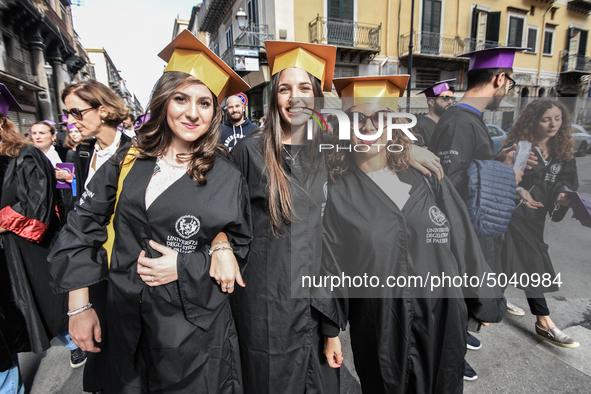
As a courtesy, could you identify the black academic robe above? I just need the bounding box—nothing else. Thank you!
[429,105,504,274]
[0,155,30,372]
[414,115,437,147]
[322,166,506,394]
[49,151,252,393]
[503,150,578,296]
[230,133,340,394]
[0,145,67,354]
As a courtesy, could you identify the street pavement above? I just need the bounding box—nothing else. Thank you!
[20,155,591,393]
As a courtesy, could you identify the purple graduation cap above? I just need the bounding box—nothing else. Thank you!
[418,79,456,98]
[0,84,23,116]
[458,47,527,71]
[134,113,151,128]
[43,119,56,126]
[563,187,591,228]
[60,114,76,131]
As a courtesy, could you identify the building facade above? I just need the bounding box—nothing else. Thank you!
[86,48,143,117]
[185,0,591,125]
[0,0,90,132]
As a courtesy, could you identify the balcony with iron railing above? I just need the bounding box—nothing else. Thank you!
[400,31,502,58]
[221,24,273,71]
[560,51,591,74]
[309,16,381,52]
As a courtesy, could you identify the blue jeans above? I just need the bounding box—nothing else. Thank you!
[0,356,24,394]
[56,330,78,351]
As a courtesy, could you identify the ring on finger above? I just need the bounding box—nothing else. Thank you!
[151,276,155,283]
[226,284,234,289]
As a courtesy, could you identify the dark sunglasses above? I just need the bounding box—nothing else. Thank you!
[346,110,391,130]
[62,107,96,120]
[438,95,455,102]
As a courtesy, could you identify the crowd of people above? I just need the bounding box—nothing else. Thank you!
[0,30,583,394]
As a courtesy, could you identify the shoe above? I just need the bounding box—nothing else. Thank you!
[536,324,580,348]
[463,361,478,381]
[467,332,482,350]
[506,301,525,316]
[70,348,87,369]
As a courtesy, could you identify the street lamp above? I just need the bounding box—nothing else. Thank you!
[236,8,247,31]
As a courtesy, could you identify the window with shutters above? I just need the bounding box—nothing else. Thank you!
[247,0,258,26]
[225,26,233,51]
[327,0,354,47]
[507,15,525,47]
[470,7,501,51]
[526,26,539,53]
[421,0,442,54]
[543,28,554,55]
[415,70,440,89]
[328,0,353,21]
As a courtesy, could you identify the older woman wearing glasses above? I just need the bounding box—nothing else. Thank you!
[60,79,130,393]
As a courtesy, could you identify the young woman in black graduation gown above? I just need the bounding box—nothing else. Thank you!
[49,66,252,392]
[502,99,579,348]
[229,43,446,394]
[322,96,506,394]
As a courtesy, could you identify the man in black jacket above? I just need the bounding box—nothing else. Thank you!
[220,95,258,151]
[429,47,528,382]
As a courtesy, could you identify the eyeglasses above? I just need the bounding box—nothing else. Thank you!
[438,95,455,102]
[62,107,96,120]
[504,75,516,91]
[346,110,391,130]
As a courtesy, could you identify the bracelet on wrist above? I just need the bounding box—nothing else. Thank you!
[208,245,233,256]
[67,303,93,317]
[212,240,230,247]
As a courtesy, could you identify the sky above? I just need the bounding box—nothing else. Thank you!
[71,0,201,109]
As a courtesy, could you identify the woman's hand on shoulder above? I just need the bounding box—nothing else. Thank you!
[137,240,179,286]
[409,145,444,180]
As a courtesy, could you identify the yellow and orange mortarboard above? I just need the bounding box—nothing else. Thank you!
[265,41,336,92]
[158,30,250,103]
[333,75,410,109]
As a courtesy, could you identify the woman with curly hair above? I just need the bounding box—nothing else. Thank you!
[49,32,252,392]
[322,76,505,394]
[502,98,579,348]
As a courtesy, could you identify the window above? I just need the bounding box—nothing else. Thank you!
[213,43,220,57]
[543,28,554,55]
[247,0,258,25]
[60,3,68,21]
[3,35,13,59]
[328,0,353,21]
[225,26,233,50]
[415,69,440,89]
[526,26,538,53]
[507,15,525,47]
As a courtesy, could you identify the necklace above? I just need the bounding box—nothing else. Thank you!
[282,145,303,162]
[160,154,188,169]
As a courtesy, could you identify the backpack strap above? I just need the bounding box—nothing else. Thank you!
[104,147,139,268]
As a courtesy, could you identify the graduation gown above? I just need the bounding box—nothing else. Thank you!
[0,155,30,372]
[414,115,436,147]
[49,151,251,393]
[230,133,340,394]
[428,105,504,274]
[0,145,67,354]
[503,150,578,296]
[322,166,506,394]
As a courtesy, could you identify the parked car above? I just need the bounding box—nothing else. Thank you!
[486,124,507,155]
[571,124,591,157]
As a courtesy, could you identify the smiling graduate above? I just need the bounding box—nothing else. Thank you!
[48,30,252,393]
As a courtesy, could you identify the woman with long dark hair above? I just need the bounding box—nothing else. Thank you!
[502,98,579,348]
[230,42,446,394]
[49,31,252,392]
